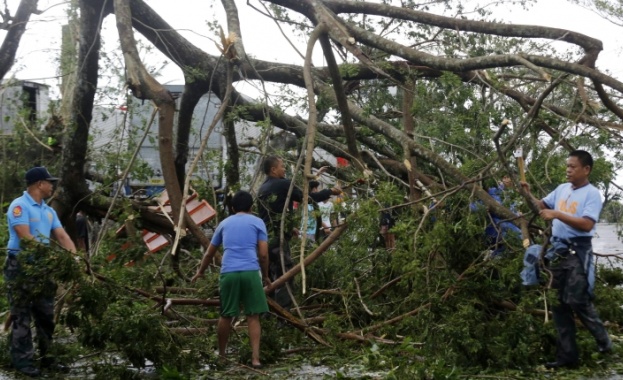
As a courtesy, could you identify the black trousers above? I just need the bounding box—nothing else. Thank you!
[268,240,294,309]
[549,254,610,363]
[4,256,56,369]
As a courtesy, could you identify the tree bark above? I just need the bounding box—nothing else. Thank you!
[0,0,40,79]
[59,0,109,211]
[114,0,183,238]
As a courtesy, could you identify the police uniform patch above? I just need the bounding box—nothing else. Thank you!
[12,206,22,217]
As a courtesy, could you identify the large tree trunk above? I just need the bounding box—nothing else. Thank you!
[0,0,40,79]
[175,82,205,192]
[53,0,110,225]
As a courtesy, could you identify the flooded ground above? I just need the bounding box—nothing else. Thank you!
[594,223,623,256]
[0,361,386,379]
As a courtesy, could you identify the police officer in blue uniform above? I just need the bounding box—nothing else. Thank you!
[5,167,76,377]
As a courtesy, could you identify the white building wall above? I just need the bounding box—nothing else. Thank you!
[0,80,50,135]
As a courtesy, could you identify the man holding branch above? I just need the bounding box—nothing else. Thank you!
[521,150,611,369]
[257,156,341,309]
[5,167,76,377]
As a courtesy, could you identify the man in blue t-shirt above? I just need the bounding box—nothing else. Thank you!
[522,150,611,369]
[5,167,77,377]
[192,191,270,369]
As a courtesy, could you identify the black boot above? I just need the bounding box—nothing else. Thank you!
[545,360,579,369]
[40,357,70,373]
[16,366,41,377]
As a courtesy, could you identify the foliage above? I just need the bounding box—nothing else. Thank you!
[288,179,623,378]
[602,201,623,223]
[567,0,623,26]
[87,300,180,368]
[238,317,285,365]
[10,241,82,306]
[0,101,61,206]
[2,0,623,378]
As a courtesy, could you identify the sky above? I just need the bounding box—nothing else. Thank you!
[498,0,622,77]
[3,0,621,90]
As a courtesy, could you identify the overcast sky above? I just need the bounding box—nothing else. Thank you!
[3,0,621,91]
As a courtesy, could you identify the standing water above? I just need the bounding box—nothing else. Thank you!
[594,223,623,256]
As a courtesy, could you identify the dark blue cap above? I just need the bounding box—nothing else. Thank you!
[25,167,59,185]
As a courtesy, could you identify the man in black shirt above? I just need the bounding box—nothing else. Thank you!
[257,156,341,308]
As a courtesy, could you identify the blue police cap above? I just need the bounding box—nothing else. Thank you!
[25,167,59,185]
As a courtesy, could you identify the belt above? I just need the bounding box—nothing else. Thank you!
[551,236,592,244]
[550,249,576,262]
[549,236,592,263]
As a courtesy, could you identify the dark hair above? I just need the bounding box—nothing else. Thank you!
[309,180,320,191]
[569,150,593,171]
[263,156,281,175]
[231,191,254,213]
[504,168,517,176]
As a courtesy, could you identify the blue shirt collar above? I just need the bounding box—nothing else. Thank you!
[23,191,44,207]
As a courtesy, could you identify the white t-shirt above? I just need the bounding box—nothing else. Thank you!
[318,200,333,228]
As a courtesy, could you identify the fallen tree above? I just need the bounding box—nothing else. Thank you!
[0,0,623,377]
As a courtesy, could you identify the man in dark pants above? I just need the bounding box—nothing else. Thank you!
[5,167,77,377]
[257,156,341,309]
[75,211,89,254]
[522,150,612,369]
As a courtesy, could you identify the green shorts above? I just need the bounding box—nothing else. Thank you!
[219,270,269,317]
